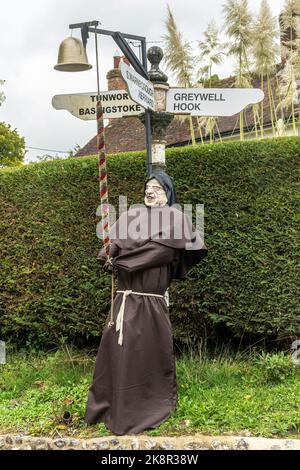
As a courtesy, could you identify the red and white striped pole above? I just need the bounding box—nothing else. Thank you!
[95,27,110,255]
[94,29,115,328]
[97,99,110,255]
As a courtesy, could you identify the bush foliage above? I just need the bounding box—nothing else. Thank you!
[0,122,25,167]
[0,138,299,347]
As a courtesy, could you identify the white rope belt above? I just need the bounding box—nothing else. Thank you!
[115,290,165,346]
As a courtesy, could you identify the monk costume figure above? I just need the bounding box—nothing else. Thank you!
[85,171,208,435]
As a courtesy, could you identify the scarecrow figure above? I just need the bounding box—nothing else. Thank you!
[85,171,208,435]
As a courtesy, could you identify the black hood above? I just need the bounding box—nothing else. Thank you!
[144,170,177,206]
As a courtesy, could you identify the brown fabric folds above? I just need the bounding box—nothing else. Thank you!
[85,205,208,435]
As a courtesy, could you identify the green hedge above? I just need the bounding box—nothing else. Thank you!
[0,138,299,348]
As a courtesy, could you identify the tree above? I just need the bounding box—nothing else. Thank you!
[68,143,81,158]
[197,20,226,143]
[278,0,300,135]
[34,153,65,162]
[32,144,80,163]
[162,4,197,145]
[280,0,300,57]
[0,122,25,168]
[222,0,253,140]
[198,20,225,88]
[277,59,299,135]
[251,0,280,137]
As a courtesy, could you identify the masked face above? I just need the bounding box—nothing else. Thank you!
[144,178,168,207]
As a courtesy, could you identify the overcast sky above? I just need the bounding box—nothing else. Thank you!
[0,0,285,163]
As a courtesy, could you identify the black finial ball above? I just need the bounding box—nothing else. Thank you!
[147,46,164,66]
[147,46,168,83]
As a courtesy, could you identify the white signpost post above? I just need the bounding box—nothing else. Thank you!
[166,88,264,116]
[120,61,155,111]
[52,90,143,120]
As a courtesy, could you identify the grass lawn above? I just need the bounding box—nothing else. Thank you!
[0,346,299,439]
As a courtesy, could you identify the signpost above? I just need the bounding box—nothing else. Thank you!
[52,90,142,120]
[120,61,155,111]
[53,86,265,121]
[166,88,264,116]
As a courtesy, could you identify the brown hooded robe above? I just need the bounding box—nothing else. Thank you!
[85,204,208,435]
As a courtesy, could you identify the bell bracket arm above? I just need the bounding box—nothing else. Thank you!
[69,22,149,80]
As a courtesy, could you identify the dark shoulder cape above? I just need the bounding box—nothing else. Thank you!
[98,204,208,279]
